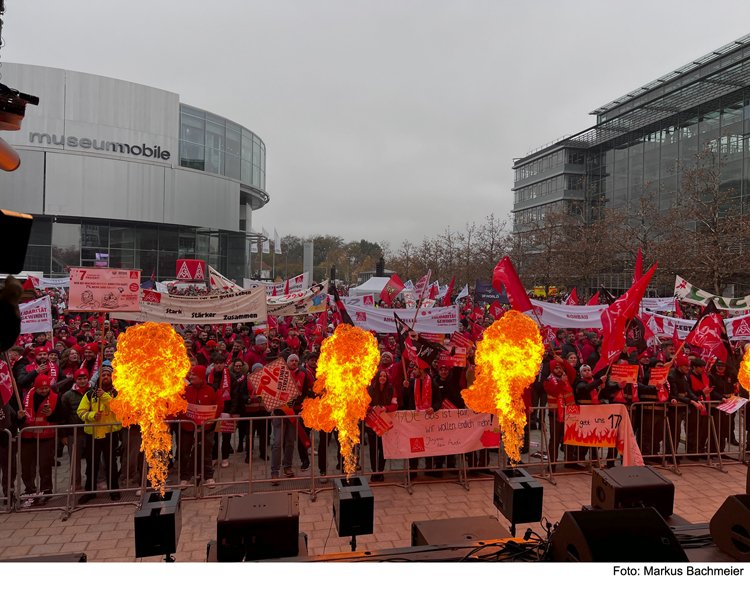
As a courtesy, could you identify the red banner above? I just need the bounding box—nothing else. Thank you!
[176,259,206,281]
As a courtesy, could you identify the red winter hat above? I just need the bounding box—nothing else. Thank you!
[549,360,559,372]
[288,338,300,350]
[674,355,690,367]
[74,368,89,379]
[72,345,84,356]
[34,346,47,355]
[205,340,218,347]
[192,365,207,379]
[637,351,650,360]
[85,343,99,354]
[34,374,52,388]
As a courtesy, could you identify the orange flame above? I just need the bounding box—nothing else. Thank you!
[740,347,750,391]
[301,324,380,477]
[564,422,618,447]
[110,322,190,494]
[461,311,543,462]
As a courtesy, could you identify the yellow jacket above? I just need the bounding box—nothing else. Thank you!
[76,387,122,438]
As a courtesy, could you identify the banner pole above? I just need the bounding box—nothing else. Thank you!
[3,351,23,409]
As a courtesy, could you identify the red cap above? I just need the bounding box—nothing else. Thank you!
[637,351,650,360]
[74,368,89,379]
[192,365,207,379]
[34,375,52,388]
[205,340,218,347]
[674,355,690,367]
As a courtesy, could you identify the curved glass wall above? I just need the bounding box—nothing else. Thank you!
[179,105,266,192]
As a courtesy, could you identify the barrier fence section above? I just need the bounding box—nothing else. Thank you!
[4,403,748,514]
[1,429,12,513]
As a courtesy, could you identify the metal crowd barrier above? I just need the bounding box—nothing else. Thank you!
[5,401,749,514]
[1,429,12,513]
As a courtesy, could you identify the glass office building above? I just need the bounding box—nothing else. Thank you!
[1,63,269,282]
[512,34,750,290]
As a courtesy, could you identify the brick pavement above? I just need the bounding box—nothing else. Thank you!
[0,461,747,562]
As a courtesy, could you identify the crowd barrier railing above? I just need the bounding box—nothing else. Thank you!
[4,401,748,514]
[1,429,12,513]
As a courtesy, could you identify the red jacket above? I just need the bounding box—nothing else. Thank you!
[244,346,267,368]
[180,382,223,430]
[21,390,59,439]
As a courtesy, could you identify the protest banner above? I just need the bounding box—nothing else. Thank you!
[381,409,497,459]
[337,295,374,308]
[716,397,749,414]
[641,297,676,312]
[609,364,639,384]
[675,275,750,311]
[29,276,70,290]
[112,285,267,324]
[244,272,310,297]
[19,296,53,334]
[438,346,467,367]
[267,281,328,317]
[185,404,217,425]
[563,404,643,466]
[68,268,141,312]
[365,406,394,436]
[246,358,310,447]
[449,331,474,349]
[648,367,670,386]
[441,399,457,410]
[421,332,447,344]
[346,303,460,334]
[524,299,608,329]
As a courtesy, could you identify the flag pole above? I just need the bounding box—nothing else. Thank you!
[3,351,24,409]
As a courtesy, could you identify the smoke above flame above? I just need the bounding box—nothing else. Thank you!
[739,347,750,391]
[301,324,380,477]
[111,322,190,494]
[461,310,544,462]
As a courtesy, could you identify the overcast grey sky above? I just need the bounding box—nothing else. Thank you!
[5,1,750,246]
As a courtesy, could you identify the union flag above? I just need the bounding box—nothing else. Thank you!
[379,273,405,306]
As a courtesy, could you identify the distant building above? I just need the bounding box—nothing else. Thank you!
[357,268,395,284]
[512,34,750,291]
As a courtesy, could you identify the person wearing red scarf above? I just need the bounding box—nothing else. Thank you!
[544,356,576,471]
[18,375,59,506]
[208,354,238,468]
[402,366,443,476]
[686,358,710,456]
[18,347,61,394]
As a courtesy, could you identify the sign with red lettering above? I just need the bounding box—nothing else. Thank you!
[365,406,394,436]
[185,404,217,425]
[68,268,141,312]
[564,404,643,466]
[246,358,301,411]
[439,347,467,367]
[449,331,474,348]
[609,364,639,384]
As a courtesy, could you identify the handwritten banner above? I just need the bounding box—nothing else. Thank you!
[381,409,497,459]
[563,404,643,467]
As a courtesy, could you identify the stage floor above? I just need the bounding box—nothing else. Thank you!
[0,462,747,562]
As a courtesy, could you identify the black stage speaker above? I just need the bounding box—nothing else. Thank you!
[411,516,512,546]
[332,476,374,537]
[551,507,688,562]
[592,466,674,518]
[0,210,33,275]
[216,492,299,562]
[134,490,182,558]
[493,468,543,526]
[709,494,750,562]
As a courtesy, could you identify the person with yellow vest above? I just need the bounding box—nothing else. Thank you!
[77,361,121,503]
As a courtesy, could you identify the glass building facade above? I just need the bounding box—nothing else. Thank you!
[512,34,750,290]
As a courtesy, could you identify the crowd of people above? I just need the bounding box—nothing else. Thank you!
[1,285,749,510]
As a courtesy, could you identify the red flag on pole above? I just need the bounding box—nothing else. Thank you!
[594,264,658,374]
[564,287,578,306]
[272,283,277,297]
[0,358,13,406]
[379,273,405,306]
[284,278,290,295]
[428,282,439,300]
[414,270,432,300]
[634,247,643,284]
[492,257,532,313]
[587,291,600,306]
[685,301,731,364]
[442,276,455,307]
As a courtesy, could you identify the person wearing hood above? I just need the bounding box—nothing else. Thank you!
[77,361,121,503]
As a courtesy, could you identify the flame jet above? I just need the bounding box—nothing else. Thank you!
[461,311,544,462]
[301,324,380,477]
[739,347,750,391]
[111,322,191,494]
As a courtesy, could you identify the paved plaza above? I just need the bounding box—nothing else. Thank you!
[0,461,747,562]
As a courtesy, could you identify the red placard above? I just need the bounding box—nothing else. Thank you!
[647,367,670,386]
[421,332,446,345]
[439,347,467,367]
[449,331,473,348]
[610,364,639,384]
[365,406,394,436]
[176,259,206,281]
